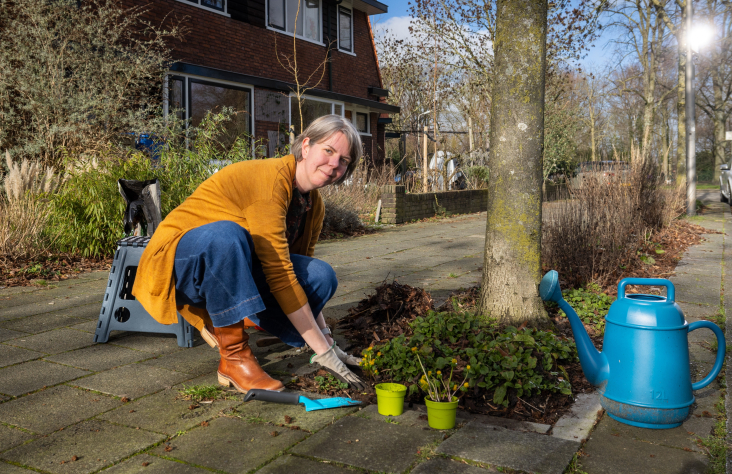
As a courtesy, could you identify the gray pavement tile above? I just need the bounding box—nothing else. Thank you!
[674,282,721,306]
[103,454,211,473]
[0,328,27,343]
[45,343,152,372]
[291,415,442,473]
[359,404,431,428]
[680,303,720,321]
[6,329,95,355]
[0,361,90,397]
[581,417,708,474]
[461,412,551,435]
[139,344,220,376]
[72,364,191,400]
[590,416,705,453]
[0,313,88,334]
[0,385,121,435]
[0,345,44,368]
[0,420,164,474]
[551,393,602,442]
[0,293,103,322]
[99,387,241,435]
[106,333,186,355]
[234,393,359,433]
[0,461,39,473]
[436,421,579,474]
[0,278,106,311]
[410,457,496,473]
[0,424,36,452]
[66,320,98,334]
[255,455,358,474]
[153,416,307,473]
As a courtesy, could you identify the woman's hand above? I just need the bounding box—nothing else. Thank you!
[310,346,367,390]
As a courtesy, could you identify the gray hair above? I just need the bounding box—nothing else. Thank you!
[292,114,363,184]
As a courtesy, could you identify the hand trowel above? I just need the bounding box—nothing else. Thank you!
[243,389,362,411]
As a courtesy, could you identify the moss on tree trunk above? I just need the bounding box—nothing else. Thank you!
[478,0,548,326]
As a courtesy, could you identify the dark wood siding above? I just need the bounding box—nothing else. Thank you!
[321,1,337,45]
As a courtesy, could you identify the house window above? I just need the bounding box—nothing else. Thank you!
[190,79,252,147]
[355,112,368,134]
[269,0,321,42]
[338,6,352,52]
[290,96,344,134]
[184,0,226,13]
[168,76,186,123]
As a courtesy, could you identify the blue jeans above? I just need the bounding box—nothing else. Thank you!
[173,221,337,347]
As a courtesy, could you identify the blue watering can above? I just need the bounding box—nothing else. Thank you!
[540,270,726,429]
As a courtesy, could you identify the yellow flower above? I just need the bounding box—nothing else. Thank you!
[451,359,457,364]
[428,371,432,376]
[463,382,469,388]
[370,360,375,365]
[373,370,379,375]
[452,384,457,390]
[377,352,382,357]
[436,371,442,375]
[466,365,471,370]
[411,347,417,352]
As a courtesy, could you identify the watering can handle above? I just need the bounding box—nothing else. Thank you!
[618,278,675,302]
[688,321,726,390]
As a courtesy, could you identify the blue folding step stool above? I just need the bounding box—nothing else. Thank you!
[93,236,194,347]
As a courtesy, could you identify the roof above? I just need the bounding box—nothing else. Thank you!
[353,0,388,15]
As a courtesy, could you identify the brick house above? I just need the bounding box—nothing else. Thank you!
[121,0,398,163]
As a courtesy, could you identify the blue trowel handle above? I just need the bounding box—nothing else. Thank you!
[244,389,300,405]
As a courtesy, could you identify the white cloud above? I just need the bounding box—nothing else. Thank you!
[371,15,419,43]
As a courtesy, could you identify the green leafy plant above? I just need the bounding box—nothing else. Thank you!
[178,384,230,403]
[314,374,348,392]
[416,354,467,402]
[561,283,614,334]
[361,310,577,407]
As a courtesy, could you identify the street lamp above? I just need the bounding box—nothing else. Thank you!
[418,110,431,193]
[685,6,713,216]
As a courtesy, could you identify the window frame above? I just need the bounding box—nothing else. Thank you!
[163,73,255,148]
[176,0,231,17]
[288,94,345,132]
[350,110,370,135]
[337,4,354,54]
[266,0,324,47]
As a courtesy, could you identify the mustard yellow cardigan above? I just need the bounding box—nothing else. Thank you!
[132,155,324,327]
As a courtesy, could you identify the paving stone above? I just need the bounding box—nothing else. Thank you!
[72,364,190,400]
[0,461,38,473]
[99,387,241,435]
[359,404,431,428]
[0,360,90,397]
[234,392,359,433]
[674,281,721,306]
[0,313,87,334]
[0,294,104,322]
[67,320,98,334]
[106,333,185,355]
[462,412,551,435]
[0,344,44,368]
[551,393,603,442]
[581,417,708,474]
[45,344,151,372]
[6,328,95,355]
[291,415,442,473]
[591,414,706,452]
[436,421,579,474]
[153,416,306,473]
[255,454,357,474]
[0,328,26,342]
[139,344,220,375]
[0,420,164,474]
[410,457,496,473]
[0,385,121,435]
[0,424,36,452]
[102,454,211,474]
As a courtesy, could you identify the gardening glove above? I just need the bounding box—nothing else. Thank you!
[310,346,367,391]
[332,342,362,367]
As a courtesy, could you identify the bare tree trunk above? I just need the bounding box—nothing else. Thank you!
[478,0,548,326]
[713,73,726,181]
[676,25,687,183]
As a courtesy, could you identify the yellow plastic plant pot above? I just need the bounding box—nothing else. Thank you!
[375,383,407,416]
[425,397,459,430]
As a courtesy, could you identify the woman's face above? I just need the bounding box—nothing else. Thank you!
[296,131,351,192]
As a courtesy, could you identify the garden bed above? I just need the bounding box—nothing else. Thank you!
[0,254,112,289]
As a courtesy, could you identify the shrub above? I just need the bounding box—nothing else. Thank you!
[542,150,685,287]
[559,283,613,335]
[47,109,257,257]
[360,310,577,407]
[0,0,185,168]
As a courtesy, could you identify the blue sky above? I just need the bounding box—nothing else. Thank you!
[372,0,616,70]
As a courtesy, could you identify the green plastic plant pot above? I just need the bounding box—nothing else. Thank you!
[425,397,459,430]
[375,383,407,416]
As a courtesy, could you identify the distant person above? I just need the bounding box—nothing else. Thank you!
[133,115,366,393]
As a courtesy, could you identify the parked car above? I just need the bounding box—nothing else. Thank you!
[571,161,630,188]
[719,161,732,203]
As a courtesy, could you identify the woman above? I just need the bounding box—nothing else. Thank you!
[132,115,365,393]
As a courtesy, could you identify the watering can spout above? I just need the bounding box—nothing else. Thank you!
[540,271,609,388]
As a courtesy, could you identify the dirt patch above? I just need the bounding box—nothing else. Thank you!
[0,254,112,288]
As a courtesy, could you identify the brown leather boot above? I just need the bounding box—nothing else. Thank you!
[201,321,218,348]
[216,322,284,393]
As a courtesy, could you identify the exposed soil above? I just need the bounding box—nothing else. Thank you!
[0,254,112,289]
